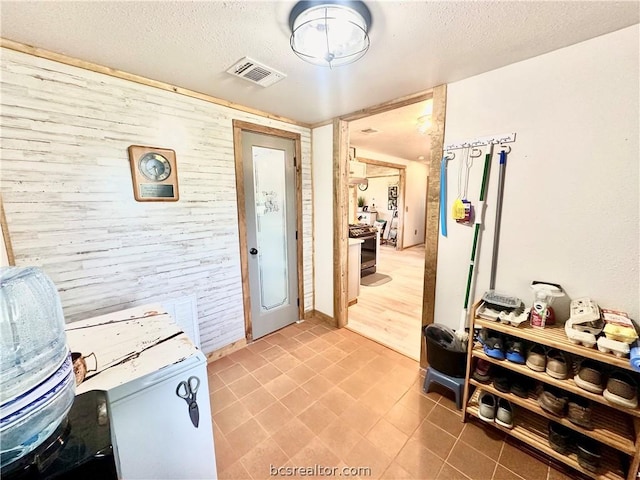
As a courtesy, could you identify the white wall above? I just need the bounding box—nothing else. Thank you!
[312,124,334,317]
[0,48,314,355]
[363,175,399,224]
[357,149,428,247]
[435,25,640,330]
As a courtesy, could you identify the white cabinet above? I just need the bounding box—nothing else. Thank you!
[358,211,377,225]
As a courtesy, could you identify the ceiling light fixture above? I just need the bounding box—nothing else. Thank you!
[289,1,372,68]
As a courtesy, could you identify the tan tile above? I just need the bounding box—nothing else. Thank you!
[207,372,226,392]
[499,440,549,480]
[281,387,316,416]
[437,463,471,480]
[384,402,423,436]
[238,385,277,416]
[245,338,273,355]
[225,418,269,459]
[260,344,287,361]
[395,439,444,479]
[264,374,298,399]
[213,433,241,472]
[397,388,438,417]
[322,346,349,363]
[287,363,316,385]
[381,462,414,480]
[334,339,361,353]
[493,464,526,480]
[338,372,373,399]
[240,437,289,480]
[211,386,238,414]
[304,354,334,373]
[548,461,588,480]
[226,373,260,399]
[459,419,505,461]
[446,441,497,480]
[318,418,363,458]
[294,331,317,344]
[271,353,302,373]
[290,437,340,468]
[218,460,251,480]
[278,337,302,351]
[254,401,291,435]
[217,363,249,384]
[339,350,376,371]
[310,324,333,337]
[271,417,316,457]
[321,363,353,384]
[343,438,392,479]
[318,386,356,416]
[339,402,380,435]
[307,337,333,353]
[297,401,338,435]
[411,418,456,460]
[437,389,461,412]
[366,418,409,459]
[427,404,464,438]
[301,374,334,398]
[215,400,254,435]
[208,356,235,373]
[265,332,288,345]
[251,363,283,385]
[289,345,316,362]
[359,385,403,416]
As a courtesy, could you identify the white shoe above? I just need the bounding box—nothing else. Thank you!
[478,390,496,423]
[495,398,514,428]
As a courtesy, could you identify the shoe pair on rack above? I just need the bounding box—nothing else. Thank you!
[548,422,601,472]
[478,390,513,428]
[574,359,638,408]
[537,385,594,429]
[525,345,569,379]
[478,329,525,364]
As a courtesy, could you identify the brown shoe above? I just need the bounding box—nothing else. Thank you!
[538,387,568,416]
[603,371,638,408]
[546,349,568,380]
[574,360,605,394]
[526,344,546,372]
[568,397,593,429]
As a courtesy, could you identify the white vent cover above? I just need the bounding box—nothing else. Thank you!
[360,128,380,134]
[226,57,286,87]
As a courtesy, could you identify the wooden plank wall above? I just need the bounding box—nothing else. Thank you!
[0,48,313,354]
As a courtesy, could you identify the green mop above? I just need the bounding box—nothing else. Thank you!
[458,143,494,337]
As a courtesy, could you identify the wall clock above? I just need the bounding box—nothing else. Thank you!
[128,145,179,202]
[358,183,368,191]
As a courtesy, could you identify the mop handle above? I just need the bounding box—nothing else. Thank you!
[440,157,447,237]
[489,150,507,290]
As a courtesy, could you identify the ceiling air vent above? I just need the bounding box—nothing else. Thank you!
[360,128,379,134]
[226,57,286,87]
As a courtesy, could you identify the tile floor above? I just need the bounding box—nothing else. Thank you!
[207,316,585,480]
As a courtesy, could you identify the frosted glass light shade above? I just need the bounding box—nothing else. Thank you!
[289,1,372,68]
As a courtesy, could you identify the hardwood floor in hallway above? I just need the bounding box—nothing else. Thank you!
[347,243,425,360]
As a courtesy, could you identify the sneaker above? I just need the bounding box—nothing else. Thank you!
[603,371,638,408]
[483,335,505,360]
[548,422,573,454]
[478,391,496,423]
[538,387,568,416]
[568,396,594,430]
[574,360,605,394]
[526,344,546,372]
[492,372,510,393]
[472,359,492,383]
[546,349,569,380]
[495,398,514,429]
[510,376,533,399]
[505,338,526,364]
[577,437,601,472]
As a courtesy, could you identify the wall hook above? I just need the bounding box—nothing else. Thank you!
[500,144,512,154]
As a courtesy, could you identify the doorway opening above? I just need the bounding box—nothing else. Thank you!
[332,86,447,367]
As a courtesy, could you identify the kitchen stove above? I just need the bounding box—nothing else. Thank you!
[348,224,378,238]
[348,224,378,277]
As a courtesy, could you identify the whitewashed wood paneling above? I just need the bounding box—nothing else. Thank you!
[0,48,313,354]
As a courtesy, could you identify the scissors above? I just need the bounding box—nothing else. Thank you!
[176,376,200,428]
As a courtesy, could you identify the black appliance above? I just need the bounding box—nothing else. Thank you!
[1,391,116,480]
[348,224,378,277]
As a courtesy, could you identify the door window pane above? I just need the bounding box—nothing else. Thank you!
[252,146,289,311]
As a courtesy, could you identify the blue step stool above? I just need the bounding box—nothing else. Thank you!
[423,366,465,410]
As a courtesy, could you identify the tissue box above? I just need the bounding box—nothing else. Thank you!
[602,309,638,344]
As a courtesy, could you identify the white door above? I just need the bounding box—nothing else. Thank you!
[241,131,299,339]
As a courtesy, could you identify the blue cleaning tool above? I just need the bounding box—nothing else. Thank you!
[440,156,449,237]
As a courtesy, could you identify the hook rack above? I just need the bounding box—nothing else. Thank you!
[444,132,516,151]
[444,151,455,161]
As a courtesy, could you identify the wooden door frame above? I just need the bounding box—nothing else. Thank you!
[1,196,16,266]
[354,157,406,251]
[232,120,304,343]
[332,85,447,367]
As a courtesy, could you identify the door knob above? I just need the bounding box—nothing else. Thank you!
[249,248,258,255]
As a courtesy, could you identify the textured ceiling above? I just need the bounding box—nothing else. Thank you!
[1,1,638,127]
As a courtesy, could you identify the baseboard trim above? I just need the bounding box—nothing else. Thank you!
[205,338,247,364]
[304,309,336,328]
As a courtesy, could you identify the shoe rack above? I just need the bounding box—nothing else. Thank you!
[462,301,640,480]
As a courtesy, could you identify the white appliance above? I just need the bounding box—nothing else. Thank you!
[65,305,217,480]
